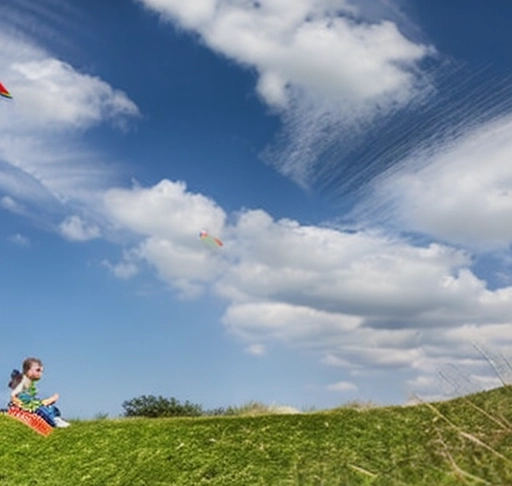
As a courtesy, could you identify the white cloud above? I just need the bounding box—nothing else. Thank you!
[357,115,512,250]
[322,354,353,368]
[0,30,139,133]
[1,196,25,214]
[0,30,140,209]
[136,0,433,186]
[216,209,477,320]
[327,380,358,392]
[102,258,139,280]
[103,179,227,297]
[104,180,226,241]
[211,207,512,396]
[138,0,428,105]
[97,179,512,395]
[245,343,266,356]
[210,11,428,106]
[223,301,361,344]
[10,58,139,130]
[9,233,30,247]
[59,215,101,241]
[139,0,217,28]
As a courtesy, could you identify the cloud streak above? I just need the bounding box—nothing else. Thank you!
[354,114,512,250]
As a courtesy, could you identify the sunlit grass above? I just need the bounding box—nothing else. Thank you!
[2,386,512,485]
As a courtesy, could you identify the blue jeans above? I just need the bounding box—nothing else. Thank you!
[35,405,61,427]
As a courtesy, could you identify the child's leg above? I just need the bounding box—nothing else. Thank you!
[36,405,60,427]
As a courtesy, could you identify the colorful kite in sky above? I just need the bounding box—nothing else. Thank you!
[199,230,223,248]
[0,81,12,99]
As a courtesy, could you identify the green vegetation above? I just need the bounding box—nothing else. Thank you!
[122,395,203,418]
[122,395,302,418]
[2,386,512,485]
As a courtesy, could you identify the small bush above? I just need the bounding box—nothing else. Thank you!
[222,400,275,416]
[122,395,203,418]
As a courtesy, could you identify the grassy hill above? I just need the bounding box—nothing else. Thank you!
[2,386,512,485]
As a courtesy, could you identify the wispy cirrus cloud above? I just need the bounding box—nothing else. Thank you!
[9,233,31,247]
[354,114,512,251]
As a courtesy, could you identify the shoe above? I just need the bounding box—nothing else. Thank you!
[53,417,71,428]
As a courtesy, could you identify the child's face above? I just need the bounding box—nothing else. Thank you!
[26,363,44,381]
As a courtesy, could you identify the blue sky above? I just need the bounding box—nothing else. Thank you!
[2,0,512,419]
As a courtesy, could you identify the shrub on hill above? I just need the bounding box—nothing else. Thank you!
[122,395,203,418]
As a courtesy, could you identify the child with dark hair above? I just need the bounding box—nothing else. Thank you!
[9,357,70,428]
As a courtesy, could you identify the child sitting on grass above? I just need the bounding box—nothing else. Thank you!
[9,357,70,428]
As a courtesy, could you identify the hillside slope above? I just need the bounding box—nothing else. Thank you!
[1,386,512,485]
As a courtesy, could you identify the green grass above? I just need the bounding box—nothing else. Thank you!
[2,386,512,485]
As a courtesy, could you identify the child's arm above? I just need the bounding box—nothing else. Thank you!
[41,393,59,406]
[10,391,23,408]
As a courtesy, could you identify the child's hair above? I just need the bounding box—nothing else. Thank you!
[8,358,43,389]
[22,357,43,374]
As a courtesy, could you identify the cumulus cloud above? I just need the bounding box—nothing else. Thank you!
[223,301,361,344]
[0,30,139,133]
[95,177,512,399]
[215,208,512,398]
[103,179,227,297]
[59,215,101,241]
[216,209,477,321]
[0,30,140,209]
[102,258,139,280]
[104,180,226,241]
[136,0,434,186]
[10,58,139,130]
[138,0,428,106]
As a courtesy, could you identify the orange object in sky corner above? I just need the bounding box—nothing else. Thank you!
[0,81,12,99]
